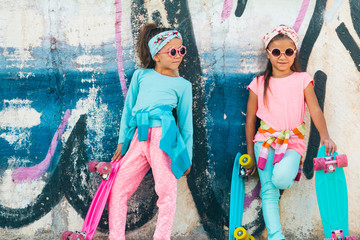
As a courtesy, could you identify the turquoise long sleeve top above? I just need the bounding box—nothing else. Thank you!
[118,69,193,178]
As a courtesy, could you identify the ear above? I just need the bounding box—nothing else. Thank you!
[153,54,160,63]
[265,49,271,59]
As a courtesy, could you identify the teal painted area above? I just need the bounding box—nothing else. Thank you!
[204,67,257,210]
[0,69,124,171]
[229,152,245,240]
[315,145,349,238]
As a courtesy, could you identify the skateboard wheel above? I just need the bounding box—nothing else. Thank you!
[239,154,254,170]
[70,233,85,240]
[336,154,348,168]
[234,227,249,239]
[313,157,326,171]
[61,231,73,240]
[97,162,112,175]
[249,236,255,240]
[88,161,99,172]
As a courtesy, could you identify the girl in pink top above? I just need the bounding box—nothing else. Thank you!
[245,25,336,240]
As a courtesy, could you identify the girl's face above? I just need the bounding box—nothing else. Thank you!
[266,38,296,78]
[154,38,184,77]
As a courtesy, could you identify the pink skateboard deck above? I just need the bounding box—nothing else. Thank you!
[63,159,122,240]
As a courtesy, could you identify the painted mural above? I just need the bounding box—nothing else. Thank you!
[0,0,359,239]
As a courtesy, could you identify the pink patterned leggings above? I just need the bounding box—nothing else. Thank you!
[108,127,177,240]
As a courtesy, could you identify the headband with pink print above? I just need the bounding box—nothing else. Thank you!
[263,25,299,49]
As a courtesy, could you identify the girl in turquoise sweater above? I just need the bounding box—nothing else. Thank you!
[108,23,193,240]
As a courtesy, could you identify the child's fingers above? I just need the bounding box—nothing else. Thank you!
[325,142,331,155]
[111,153,117,162]
[251,167,257,175]
[246,169,253,176]
[325,141,336,155]
[111,152,121,162]
[111,144,123,162]
[331,144,336,155]
[246,165,257,176]
[322,139,337,156]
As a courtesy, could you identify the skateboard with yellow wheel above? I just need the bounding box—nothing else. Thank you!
[229,153,255,240]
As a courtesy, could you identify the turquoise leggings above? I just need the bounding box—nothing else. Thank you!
[254,142,301,240]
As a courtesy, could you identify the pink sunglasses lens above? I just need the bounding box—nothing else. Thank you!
[179,46,186,56]
[285,48,295,56]
[271,49,281,57]
[169,48,177,56]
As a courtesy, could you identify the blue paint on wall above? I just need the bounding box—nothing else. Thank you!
[0,43,124,173]
[206,71,255,198]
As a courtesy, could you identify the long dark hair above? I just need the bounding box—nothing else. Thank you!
[258,33,301,105]
[136,23,171,68]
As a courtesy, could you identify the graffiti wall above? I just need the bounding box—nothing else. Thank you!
[0,0,359,239]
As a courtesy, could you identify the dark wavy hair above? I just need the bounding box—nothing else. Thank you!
[259,33,301,106]
[136,23,171,68]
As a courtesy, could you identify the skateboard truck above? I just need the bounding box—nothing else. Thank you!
[313,154,348,173]
[88,160,113,180]
[323,229,357,240]
[61,230,87,240]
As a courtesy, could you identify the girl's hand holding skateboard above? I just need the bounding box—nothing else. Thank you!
[244,153,256,176]
[321,137,337,156]
[111,143,123,162]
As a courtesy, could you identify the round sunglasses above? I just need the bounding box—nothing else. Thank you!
[267,48,296,58]
[158,46,187,58]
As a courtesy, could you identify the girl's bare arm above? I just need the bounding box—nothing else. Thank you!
[304,84,337,155]
[245,90,258,175]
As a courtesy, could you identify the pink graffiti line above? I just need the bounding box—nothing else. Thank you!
[12,109,71,184]
[115,0,128,99]
[293,0,310,33]
[244,180,261,210]
[221,0,233,21]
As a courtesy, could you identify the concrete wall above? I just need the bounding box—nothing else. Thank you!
[0,0,359,239]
